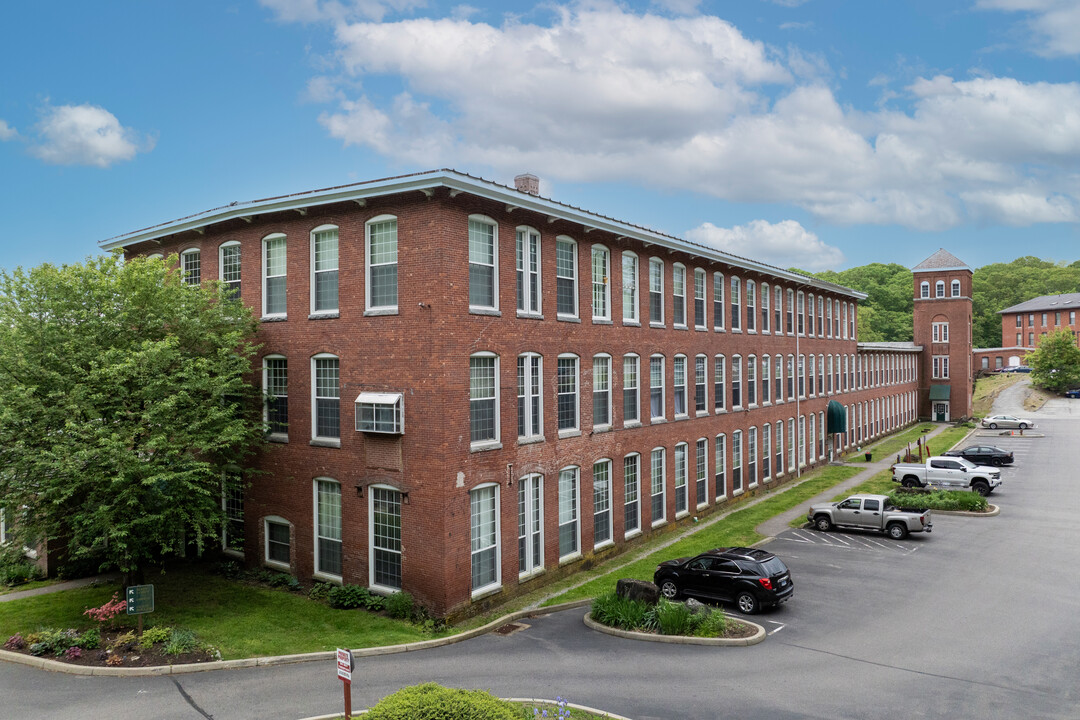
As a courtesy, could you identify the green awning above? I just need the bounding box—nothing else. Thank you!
[929,385,951,401]
[826,400,847,434]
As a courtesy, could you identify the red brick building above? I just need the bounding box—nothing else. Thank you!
[912,250,974,421]
[100,170,948,618]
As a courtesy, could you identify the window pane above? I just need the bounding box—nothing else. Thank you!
[469,220,496,308]
[372,487,402,589]
[470,356,497,443]
[317,481,342,575]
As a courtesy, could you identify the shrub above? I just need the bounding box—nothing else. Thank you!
[591,591,652,631]
[693,609,729,638]
[164,628,199,656]
[213,560,242,579]
[76,628,101,650]
[29,642,49,657]
[105,654,123,667]
[4,633,26,650]
[84,593,126,625]
[138,626,171,649]
[889,488,988,513]
[64,646,82,660]
[327,584,384,611]
[35,628,79,656]
[0,558,44,587]
[267,572,293,588]
[308,582,332,601]
[111,631,137,651]
[363,683,520,720]
[384,591,415,620]
[646,598,697,636]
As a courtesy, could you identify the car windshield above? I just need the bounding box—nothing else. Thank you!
[955,457,977,469]
[759,557,788,576]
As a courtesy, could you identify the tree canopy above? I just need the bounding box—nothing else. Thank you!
[0,253,263,579]
[1026,329,1080,393]
[801,263,913,342]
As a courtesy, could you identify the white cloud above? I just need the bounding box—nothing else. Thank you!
[0,119,17,141]
[30,104,153,168]
[976,0,1080,57]
[284,4,1080,231]
[686,219,844,271]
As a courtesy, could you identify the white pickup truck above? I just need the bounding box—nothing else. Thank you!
[891,456,1002,496]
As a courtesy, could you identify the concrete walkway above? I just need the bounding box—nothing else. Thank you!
[0,573,121,603]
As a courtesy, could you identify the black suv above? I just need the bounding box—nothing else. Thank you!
[653,547,793,615]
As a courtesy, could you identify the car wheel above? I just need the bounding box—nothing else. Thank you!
[992,458,1002,467]
[659,580,679,599]
[902,477,919,489]
[1019,423,1028,429]
[886,523,908,540]
[814,515,833,532]
[736,591,759,615]
[989,423,998,429]
[972,481,990,497]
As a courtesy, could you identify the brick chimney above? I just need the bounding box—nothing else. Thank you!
[514,173,540,196]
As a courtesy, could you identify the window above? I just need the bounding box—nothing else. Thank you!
[592,245,610,321]
[624,454,641,537]
[713,272,725,330]
[556,237,578,318]
[714,434,727,499]
[695,439,708,507]
[797,291,805,335]
[787,418,796,471]
[798,354,805,398]
[817,296,824,337]
[1028,313,1034,326]
[818,355,825,395]
[222,477,244,553]
[775,354,783,402]
[694,355,707,413]
[265,518,291,567]
[747,355,757,406]
[312,355,340,441]
[366,215,398,311]
[468,216,498,311]
[263,234,287,317]
[181,248,201,286]
[622,252,638,323]
[470,354,499,446]
[732,430,743,493]
[219,242,241,299]
[747,427,758,488]
[730,276,741,331]
[826,298,832,338]
[746,280,756,332]
[518,474,543,575]
[264,356,288,437]
[370,486,402,590]
[762,424,772,482]
[936,280,945,298]
[558,467,580,558]
[1056,311,1062,326]
[786,355,795,400]
[673,263,686,327]
[517,226,542,315]
[593,355,611,428]
[315,478,342,578]
[820,411,827,458]
[593,460,612,547]
[775,286,783,333]
[761,355,771,404]
[517,354,543,440]
[650,448,666,524]
[807,293,814,336]
[761,283,770,332]
[694,269,706,329]
[1015,315,1022,328]
[650,259,664,325]
[920,281,929,299]
[1042,312,1048,326]
[471,484,500,593]
[623,355,640,425]
[312,225,339,313]
[808,354,816,397]
[933,356,950,379]
[674,443,688,515]
[799,416,807,467]
[775,422,783,476]
[849,303,856,338]
[650,355,665,420]
[558,355,579,432]
[673,355,687,417]
[713,355,726,412]
[932,322,950,343]
[731,355,742,409]
[786,288,794,334]
[841,302,848,339]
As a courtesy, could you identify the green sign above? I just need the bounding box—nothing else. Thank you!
[126,584,154,615]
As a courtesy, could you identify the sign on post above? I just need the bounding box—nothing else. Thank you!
[126,584,154,634]
[337,648,354,719]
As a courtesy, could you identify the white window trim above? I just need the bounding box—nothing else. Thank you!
[650,447,667,527]
[593,459,614,550]
[557,353,580,437]
[180,247,201,286]
[263,515,292,571]
[468,214,499,313]
[649,257,665,327]
[518,353,544,441]
[761,283,770,334]
[621,251,639,325]
[674,442,689,519]
[745,279,756,333]
[593,353,613,430]
[558,466,582,562]
[310,223,340,315]
[624,453,642,539]
[650,354,666,421]
[263,354,288,441]
[591,243,611,322]
[368,484,403,594]
[311,353,341,446]
[694,267,707,330]
[471,482,502,597]
[365,214,399,314]
[695,354,709,417]
[623,353,641,428]
[313,478,343,582]
[556,235,579,320]
[673,354,689,419]
[730,275,741,332]
[517,473,545,578]
[262,233,287,319]
[516,225,542,317]
[695,437,709,510]
[470,352,501,450]
[713,272,725,331]
[218,240,241,290]
[672,262,687,329]
[715,433,728,501]
[748,426,759,490]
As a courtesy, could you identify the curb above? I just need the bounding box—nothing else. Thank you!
[582,612,766,647]
[0,599,593,676]
[297,697,635,720]
[935,504,1000,517]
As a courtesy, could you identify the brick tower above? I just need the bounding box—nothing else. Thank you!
[912,249,973,421]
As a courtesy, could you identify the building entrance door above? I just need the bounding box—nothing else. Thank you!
[934,402,949,422]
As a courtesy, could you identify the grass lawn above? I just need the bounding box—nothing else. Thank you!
[0,564,448,659]
[541,465,862,606]
[0,578,58,597]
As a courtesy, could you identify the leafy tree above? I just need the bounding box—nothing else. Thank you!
[0,253,263,582]
[800,263,913,342]
[972,257,1080,348]
[1026,330,1080,393]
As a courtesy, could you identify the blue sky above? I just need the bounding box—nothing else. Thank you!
[3,0,1079,274]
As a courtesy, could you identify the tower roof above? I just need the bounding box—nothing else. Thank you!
[912,248,970,273]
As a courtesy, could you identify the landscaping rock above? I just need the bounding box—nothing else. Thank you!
[684,598,710,616]
[616,578,660,605]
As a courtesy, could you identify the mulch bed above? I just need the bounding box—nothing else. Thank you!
[4,628,217,668]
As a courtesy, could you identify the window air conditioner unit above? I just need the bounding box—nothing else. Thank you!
[355,392,404,435]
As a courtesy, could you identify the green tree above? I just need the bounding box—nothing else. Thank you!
[0,253,263,582]
[972,257,1080,348]
[1026,329,1080,393]
[802,263,913,342]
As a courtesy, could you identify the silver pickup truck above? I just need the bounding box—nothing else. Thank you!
[891,456,1001,496]
[807,494,933,540]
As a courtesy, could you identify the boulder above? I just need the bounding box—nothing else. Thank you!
[684,598,710,616]
[616,578,660,605]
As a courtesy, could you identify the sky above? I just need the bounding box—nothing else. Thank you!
[2,0,1080,274]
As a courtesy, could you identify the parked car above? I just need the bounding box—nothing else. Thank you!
[891,456,1002,496]
[981,414,1034,429]
[1064,389,1080,399]
[944,445,1014,466]
[806,494,933,540]
[1013,366,1032,373]
[653,547,793,615]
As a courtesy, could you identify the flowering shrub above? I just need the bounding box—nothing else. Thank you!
[534,696,573,719]
[84,593,126,625]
